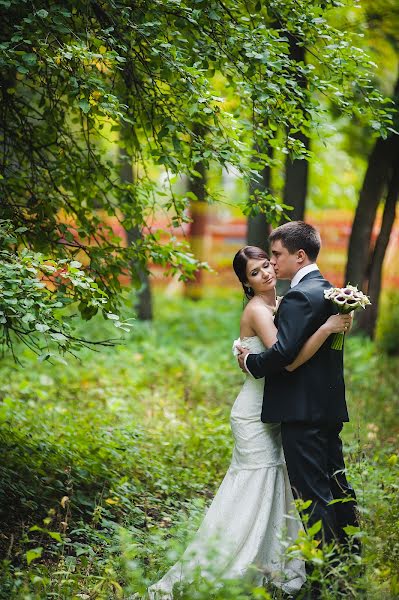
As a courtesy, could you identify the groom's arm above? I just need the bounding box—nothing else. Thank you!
[246,290,314,378]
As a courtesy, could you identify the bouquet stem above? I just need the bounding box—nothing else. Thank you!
[331,332,344,351]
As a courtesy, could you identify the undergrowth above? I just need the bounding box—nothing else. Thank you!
[0,291,397,599]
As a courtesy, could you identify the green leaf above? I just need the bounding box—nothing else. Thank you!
[22,53,37,65]
[36,9,48,18]
[50,332,67,342]
[343,525,361,537]
[307,520,322,537]
[328,496,355,505]
[26,547,43,565]
[22,313,36,324]
[78,99,91,114]
[48,531,63,543]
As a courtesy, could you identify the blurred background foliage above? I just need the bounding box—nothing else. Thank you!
[0,0,399,598]
[0,0,398,350]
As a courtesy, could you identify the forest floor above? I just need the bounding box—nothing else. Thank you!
[0,291,398,599]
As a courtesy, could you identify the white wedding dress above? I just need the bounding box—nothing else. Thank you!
[148,336,306,599]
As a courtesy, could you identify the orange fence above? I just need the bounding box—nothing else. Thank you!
[149,209,399,291]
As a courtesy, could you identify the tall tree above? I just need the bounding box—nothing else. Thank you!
[356,150,399,337]
[282,36,310,223]
[0,0,392,351]
[344,133,398,288]
[185,127,208,300]
[247,31,310,253]
[345,70,399,338]
[247,137,273,252]
[118,140,153,321]
[340,0,399,337]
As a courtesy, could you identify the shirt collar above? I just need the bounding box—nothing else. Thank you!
[290,263,319,288]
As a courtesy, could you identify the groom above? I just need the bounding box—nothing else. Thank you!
[237,221,359,549]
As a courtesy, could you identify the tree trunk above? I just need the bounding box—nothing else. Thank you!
[247,139,273,251]
[185,127,207,300]
[276,39,309,295]
[345,136,396,288]
[345,72,399,288]
[282,40,309,223]
[283,130,309,222]
[119,150,153,321]
[357,155,399,337]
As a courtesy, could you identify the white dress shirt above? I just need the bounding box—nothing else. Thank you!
[290,263,319,288]
[242,263,320,373]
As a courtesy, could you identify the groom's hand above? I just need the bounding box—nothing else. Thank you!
[237,346,250,372]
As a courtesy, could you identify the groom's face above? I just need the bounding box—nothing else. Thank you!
[270,240,299,280]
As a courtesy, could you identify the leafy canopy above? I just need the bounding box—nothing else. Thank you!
[0,0,392,352]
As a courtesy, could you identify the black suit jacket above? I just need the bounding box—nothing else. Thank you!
[246,271,349,424]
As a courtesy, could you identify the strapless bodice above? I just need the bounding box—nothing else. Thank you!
[232,335,266,356]
[230,335,284,469]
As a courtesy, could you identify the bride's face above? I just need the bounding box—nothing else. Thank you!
[245,257,276,294]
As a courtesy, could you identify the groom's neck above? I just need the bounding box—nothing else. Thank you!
[291,260,315,276]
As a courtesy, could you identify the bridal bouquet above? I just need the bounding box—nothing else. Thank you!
[324,284,371,350]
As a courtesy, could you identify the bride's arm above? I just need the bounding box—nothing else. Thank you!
[285,313,351,372]
[250,307,351,372]
[247,304,278,348]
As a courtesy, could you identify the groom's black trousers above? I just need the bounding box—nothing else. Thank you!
[281,422,359,547]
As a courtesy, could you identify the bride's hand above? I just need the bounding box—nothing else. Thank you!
[237,346,250,372]
[323,313,352,334]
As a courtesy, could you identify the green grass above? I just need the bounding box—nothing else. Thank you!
[0,291,398,599]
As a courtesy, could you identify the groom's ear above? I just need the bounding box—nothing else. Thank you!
[297,249,306,264]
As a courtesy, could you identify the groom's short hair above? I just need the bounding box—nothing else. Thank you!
[269,221,321,261]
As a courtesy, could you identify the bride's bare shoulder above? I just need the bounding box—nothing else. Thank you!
[243,298,274,317]
[240,298,276,344]
[241,298,274,327]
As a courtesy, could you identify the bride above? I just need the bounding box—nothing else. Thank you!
[148,246,351,599]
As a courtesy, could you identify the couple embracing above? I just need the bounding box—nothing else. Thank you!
[149,221,359,599]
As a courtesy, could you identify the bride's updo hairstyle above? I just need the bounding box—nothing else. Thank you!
[233,246,269,300]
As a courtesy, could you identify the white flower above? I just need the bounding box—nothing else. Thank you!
[357,292,371,308]
[341,288,356,299]
[344,298,361,310]
[332,294,348,306]
[325,283,371,315]
[324,287,342,300]
[325,283,371,349]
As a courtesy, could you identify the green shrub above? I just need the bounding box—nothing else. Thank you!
[0,292,397,598]
[376,290,399,355]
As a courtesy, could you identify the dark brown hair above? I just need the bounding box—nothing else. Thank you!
[233,246,269,299]
[269,221,321,261]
